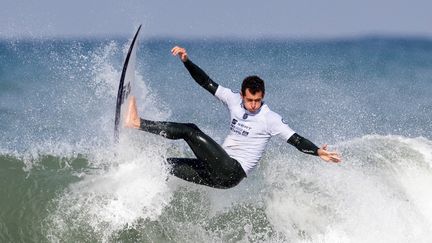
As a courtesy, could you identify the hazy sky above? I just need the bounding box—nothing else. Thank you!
[1,0,431,39]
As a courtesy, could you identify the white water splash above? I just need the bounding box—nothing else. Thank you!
[265,135,432,242]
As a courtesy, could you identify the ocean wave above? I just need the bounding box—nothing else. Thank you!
[1,134,431,242]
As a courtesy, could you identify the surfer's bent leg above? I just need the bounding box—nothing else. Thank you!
[139,119,246,189]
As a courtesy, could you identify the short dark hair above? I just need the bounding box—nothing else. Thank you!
[241,75,265,95]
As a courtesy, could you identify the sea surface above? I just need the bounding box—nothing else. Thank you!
[1,35,432,242]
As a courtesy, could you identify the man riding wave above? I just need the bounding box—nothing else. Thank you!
[125,46,341,189]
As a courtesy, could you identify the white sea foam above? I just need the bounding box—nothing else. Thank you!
[44,40,176,242]
[47,136,173,242]
[265,135,432,242]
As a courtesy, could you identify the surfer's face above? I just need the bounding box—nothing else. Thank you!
[241,88,264,113]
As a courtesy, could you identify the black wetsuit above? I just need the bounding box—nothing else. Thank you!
[139,59,319,189]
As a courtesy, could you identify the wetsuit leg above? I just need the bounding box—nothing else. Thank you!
[165,158,214,187]
[139,119,246,189]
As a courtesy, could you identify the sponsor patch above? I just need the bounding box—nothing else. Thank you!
[230,119,251,137]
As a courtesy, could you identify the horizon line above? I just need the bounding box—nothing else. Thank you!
[1,32,432,42]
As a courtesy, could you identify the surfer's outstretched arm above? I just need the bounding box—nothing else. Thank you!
[171,46,219,95]
[287,133,341,163]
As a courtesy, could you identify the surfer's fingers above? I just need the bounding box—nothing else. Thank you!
[171,46,181,52]
[329,153,342,163]
[320,149,341,162]
[172,49,183,57]
[171,46,186,55]
[328,151,341,158]
[171,47,180,55]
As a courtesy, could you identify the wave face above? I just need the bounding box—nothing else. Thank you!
[1,37,432,242]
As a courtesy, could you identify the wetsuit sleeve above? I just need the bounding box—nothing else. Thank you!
[183,59,219,95]
[287,133,319,156]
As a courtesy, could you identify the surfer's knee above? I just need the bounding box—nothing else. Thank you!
[183,123,204,138]
[184,123,200,131]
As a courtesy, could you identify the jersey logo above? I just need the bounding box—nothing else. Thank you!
[230,119,251,136]
[282,118,289,124]
[243,113,248,119]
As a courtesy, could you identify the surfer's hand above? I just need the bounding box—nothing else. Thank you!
[318,144,342,163]
[171,46,188,62]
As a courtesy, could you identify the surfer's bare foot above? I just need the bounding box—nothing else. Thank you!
[125,96,141,129]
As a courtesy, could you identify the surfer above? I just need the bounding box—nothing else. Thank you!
[125,46,341,189]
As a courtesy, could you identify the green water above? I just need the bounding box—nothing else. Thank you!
[0,155,87,242]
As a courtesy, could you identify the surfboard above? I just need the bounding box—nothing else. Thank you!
[114,25,142,142]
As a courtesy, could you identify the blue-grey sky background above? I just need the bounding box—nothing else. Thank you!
[1,0,431,39]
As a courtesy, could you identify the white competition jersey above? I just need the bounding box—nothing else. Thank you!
[215,85,296,175]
